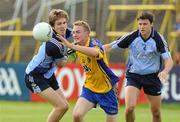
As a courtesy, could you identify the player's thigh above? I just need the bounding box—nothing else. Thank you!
[55,88,69,105]
[55,88,67,100]
[125,86,140,107]
[146,95,161,109]
[38,87,65,107]
[73,97,95,116]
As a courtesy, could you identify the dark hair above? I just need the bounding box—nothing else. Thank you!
[137,11,154,23]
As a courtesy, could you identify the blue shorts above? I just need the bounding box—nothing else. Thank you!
[126,72,162,96]
[80,87,118,115]
[24,73,59,93]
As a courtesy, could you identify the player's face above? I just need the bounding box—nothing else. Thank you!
[138,19,153,39]
[53,18,68,36]
[72,25,89,45]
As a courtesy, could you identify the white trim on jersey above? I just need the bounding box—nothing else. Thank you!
[111,31,135,49]
[158,32,169,52]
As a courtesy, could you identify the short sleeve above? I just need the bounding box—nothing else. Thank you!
[46,41,65,59]
[112,31,138,49]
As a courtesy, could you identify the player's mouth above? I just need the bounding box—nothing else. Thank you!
[74,38,81,44]
[60,29,65,32]
[58,30,65,35]
[140,30,145,33]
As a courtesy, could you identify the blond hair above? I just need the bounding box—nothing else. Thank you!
[73,20,91,32]
[48,9,69,27]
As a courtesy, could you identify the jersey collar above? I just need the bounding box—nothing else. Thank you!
[84,37,91,47]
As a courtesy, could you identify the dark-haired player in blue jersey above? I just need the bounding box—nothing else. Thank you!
[103,11,173,122]
[24,9,71,122]
[58,20,119,122]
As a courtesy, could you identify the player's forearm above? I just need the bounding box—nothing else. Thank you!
[71,44,99,56]
[56,34,99,56]
[163,58,174,73]
[103,43,112,52]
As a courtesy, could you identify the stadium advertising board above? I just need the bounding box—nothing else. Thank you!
[0,63,29,101]
[31,63,148,104]
[0,63,179,103]
[32,64,180,103]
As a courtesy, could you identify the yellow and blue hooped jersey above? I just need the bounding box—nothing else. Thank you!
[76,37,119,93]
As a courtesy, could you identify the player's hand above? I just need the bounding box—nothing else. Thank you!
[158,70,169,84]
[67,48,76,55]
[57,34,72,48]
[113,83,119,102]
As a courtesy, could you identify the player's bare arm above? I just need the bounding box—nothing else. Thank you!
[103,43,113,53]
[158,57,174,82]
[57,34,99,57]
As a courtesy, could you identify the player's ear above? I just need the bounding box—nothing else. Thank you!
[86,31,90,36]
[151,22,154,26]
[151,23,154,28]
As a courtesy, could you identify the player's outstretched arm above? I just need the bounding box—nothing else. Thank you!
[103,40,118,52]
[57,35,99,57]
[103,43,113,53]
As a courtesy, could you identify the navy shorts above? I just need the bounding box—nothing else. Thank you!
[80,87,118,115]
[126,72,162,96]
[24,73,59,93]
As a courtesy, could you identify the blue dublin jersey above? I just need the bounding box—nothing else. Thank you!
[25,29,71,79]
[111,29,171,75]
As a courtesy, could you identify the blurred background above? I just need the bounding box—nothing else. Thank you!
[0,0,180,121]
[0,0,180,63]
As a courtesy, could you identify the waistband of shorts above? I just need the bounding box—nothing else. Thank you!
[126,71,159,77]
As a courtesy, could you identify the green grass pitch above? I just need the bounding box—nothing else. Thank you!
[0,100,179,122]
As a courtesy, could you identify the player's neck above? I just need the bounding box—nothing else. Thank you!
[141,31,151,40]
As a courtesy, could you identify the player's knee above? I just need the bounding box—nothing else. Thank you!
[63,103,69,112]
[73,111,83,120]
[125,106,135,114]
[56,103,69,113]
[151,108,161,118]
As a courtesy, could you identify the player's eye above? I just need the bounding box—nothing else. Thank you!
[63,22,67,24]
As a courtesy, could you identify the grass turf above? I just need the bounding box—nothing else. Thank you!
[0,100,179,122]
